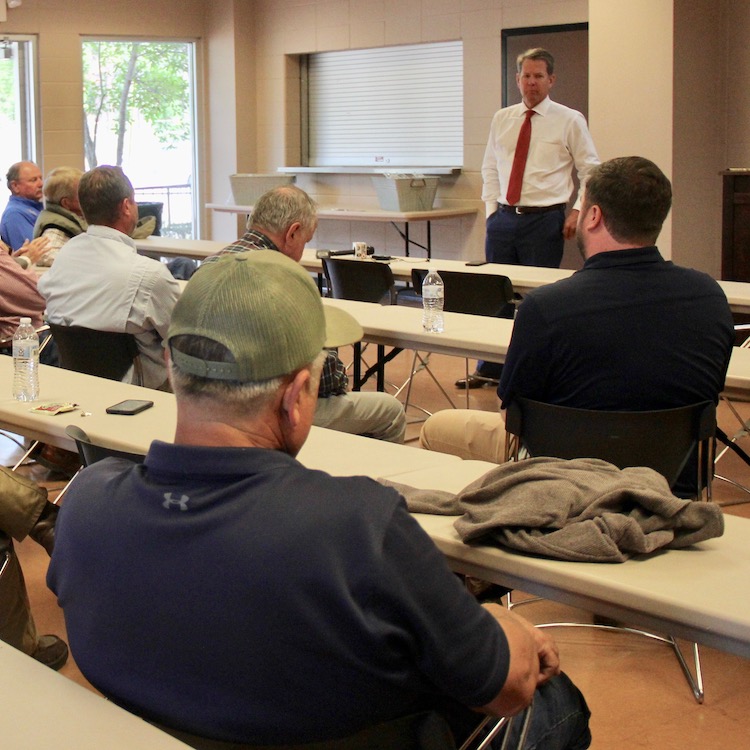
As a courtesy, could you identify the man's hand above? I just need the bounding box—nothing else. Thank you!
[532,626,560,686]
[562,209,579,240]
[14,237,51,266]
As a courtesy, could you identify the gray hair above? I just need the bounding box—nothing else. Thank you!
[6,161,35,191]
[249,185,317,236]
[169,335,325,410]
[516,47,555,75]
[43,166,83,205]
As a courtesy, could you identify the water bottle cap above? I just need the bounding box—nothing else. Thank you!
[19,317,31,324]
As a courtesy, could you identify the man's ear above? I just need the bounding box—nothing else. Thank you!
[280,368,311,429]
[580,203,603,232]
[284,221,303,245]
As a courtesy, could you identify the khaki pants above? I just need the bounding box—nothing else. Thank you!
[419,409,507,463]
[0,467,49,654]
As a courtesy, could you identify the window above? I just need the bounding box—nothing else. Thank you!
[0,35,38,216]
[303,41,463,169]
[82,39,199,238]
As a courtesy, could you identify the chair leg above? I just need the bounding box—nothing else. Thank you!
[11,440,40,472]
[508,593,705,704]
[669,637,704,704]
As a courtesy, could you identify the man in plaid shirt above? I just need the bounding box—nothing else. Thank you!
[205,186,405,443]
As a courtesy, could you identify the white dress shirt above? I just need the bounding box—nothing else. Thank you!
[481,96,599,216]
[38,225,180,389]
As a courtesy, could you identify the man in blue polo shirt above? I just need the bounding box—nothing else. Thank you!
[48,251,590,749]
[0,161,44,251]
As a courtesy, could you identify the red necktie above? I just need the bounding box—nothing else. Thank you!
[506,109,535,206]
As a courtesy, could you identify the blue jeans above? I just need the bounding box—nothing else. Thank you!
[445,672,591,750]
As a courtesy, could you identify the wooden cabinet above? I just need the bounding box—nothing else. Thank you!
[722,169,750,281]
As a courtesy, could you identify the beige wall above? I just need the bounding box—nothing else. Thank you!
[245,0,588,257]
[0,0,205,173]
[2,0,750,274]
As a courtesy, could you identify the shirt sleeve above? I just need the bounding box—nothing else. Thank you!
[481,111,502,208]
[37,228,69,266]
[318,350,348,398]
[132,263,181,342]
[372,502,510,707]
[497,294,555,409]
[566,111,600,211]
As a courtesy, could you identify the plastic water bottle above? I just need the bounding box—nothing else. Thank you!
[422,268,444,333]
[12,317,39,401]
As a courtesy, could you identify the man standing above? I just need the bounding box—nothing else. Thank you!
[0,161,45,251]
[208,184,406,443]
[39,166,180,390]
[48,251,590,748]
[461,48,599,389]
[423,156,734,497]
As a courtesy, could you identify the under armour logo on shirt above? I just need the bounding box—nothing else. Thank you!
[162,492,190,511]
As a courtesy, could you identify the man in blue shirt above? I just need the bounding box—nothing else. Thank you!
[48,251,590,749]
[0,161,44,251]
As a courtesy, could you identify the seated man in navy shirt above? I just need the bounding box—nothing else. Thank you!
[48,251,590,749]
[421,156,734,497]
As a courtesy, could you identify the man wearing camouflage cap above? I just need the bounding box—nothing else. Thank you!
[49,251,590,749]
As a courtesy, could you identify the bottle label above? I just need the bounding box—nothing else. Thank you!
[422,286,444,300]
[13,341,39,359]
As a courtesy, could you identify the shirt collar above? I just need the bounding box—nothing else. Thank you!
[582,246,665,271]
[86,224,138,250]
[143,440,299,480]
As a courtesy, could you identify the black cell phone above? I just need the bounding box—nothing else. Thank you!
[106,399,154,415]
[372,255,392,261]
[466,260,488,266]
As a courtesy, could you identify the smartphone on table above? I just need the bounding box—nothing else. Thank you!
[106,399,154,415]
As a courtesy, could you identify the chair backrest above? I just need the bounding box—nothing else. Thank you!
[504,397,716,496]
[48,323,141,382]
[323,258,396,304]
[137,201,164,236]
[65,424,145,467]
[410,269,515,318]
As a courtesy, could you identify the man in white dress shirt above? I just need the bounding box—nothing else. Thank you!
[482,47,599,269]
[463,48,600,389]
[39,166,179,390]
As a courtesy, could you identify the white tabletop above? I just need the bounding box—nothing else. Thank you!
[1,360,749,658]
[207,203,478,223]
[1,642,190,749]
[135,238,750,311]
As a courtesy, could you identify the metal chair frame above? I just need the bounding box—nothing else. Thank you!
[714,323,750,504]
[503,397,717,703]
[403,269,516,416]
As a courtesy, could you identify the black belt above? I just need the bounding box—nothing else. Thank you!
[498,202,566,215]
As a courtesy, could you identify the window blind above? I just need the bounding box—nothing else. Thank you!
[306,41,463,169]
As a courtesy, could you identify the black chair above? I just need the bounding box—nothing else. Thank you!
[137,201,163,236]
[504,398,717,501]
[65,424,145,467]
[47,324,143,384]
[410,268,515,319]
[321,257,400,393]
[503,396,717,703]
[405,269,516,410]
[322,257,397,304]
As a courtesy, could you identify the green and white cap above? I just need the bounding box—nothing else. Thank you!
[167,250,363,381]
